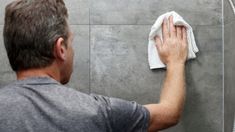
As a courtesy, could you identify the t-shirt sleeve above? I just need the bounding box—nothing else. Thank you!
[90,94,150,132]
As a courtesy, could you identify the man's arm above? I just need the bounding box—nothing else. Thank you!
[144,16,188,131]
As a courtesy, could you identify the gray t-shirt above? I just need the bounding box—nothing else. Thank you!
[0,77,150,132]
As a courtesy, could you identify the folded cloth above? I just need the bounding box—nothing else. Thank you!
[148,11,199,69]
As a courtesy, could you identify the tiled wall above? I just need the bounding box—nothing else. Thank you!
[0,0,223,132]
[224,0,235,132]
[0,0,16,88]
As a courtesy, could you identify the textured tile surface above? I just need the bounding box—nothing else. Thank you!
[224,0,235,131]
[0,25,16,87]
[66,25,90,93]
[65,0,90,25]
[90,25,164,104]
[224,22,235,132]
[0,0,11,25]
[194,25,222,52]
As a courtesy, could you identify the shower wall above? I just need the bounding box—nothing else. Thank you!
[224,0,235,132]
[0,0,223,132]
[0,1,16,88]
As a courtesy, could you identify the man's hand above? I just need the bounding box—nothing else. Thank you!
[145,16,187,132]
[155,16,188,66]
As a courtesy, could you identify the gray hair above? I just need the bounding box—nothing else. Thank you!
[3,0,69,71]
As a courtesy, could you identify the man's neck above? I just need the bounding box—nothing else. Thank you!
[16,66,60,82]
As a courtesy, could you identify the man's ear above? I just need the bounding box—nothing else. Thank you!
[54,37,67,61]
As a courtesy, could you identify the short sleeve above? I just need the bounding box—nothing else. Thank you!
[90,94,150,132]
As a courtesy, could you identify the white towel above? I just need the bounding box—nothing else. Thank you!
[148,11,199,69]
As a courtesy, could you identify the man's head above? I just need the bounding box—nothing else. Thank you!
[3,0,74,84]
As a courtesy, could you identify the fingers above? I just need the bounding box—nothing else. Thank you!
[176,26,182,39]
[169,16,176,37]
[162,16,186,43]
[155,36,163,50]
[182,27,187,45]
[162,18,169,42]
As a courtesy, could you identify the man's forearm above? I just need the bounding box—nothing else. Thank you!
[159,63,186,115]
[145,17,188,131]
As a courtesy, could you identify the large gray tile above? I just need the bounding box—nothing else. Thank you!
[182,52,222,132]
[90,25,163,104]
[90,25,222,132]
[194,25,222,52]
[224,20,235,132]
[90,0,222,25]
[65,0,90,25]
[66,25,90,94]
[224,22,235,52]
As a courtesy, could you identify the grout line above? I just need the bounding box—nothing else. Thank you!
[88,0,91,94]
[89,24,153,26]
[222,0,224,132]
[70,24,152,26]
[69,24,90,25]
[68,23,222,27]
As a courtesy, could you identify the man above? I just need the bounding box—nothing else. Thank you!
[0,0,188,132]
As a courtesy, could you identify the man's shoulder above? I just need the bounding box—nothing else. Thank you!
[0,77,98,108]
[0,78,106,116]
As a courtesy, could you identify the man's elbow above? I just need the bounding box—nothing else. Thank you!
[165,112,181,127]
[145,104,183,131]
[148,113,180,132]
[158,107,182,130]
[161,103,183,127]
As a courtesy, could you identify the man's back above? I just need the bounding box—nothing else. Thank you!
[0,77,149,132]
